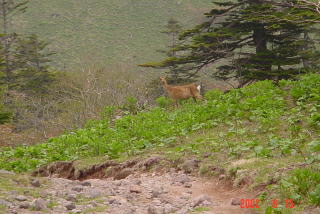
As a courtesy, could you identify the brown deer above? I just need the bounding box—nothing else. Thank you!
[160,77,202,106]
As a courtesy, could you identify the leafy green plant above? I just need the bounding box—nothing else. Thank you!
[156,96,172,108]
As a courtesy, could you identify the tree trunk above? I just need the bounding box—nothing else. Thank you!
[253,25,271,73]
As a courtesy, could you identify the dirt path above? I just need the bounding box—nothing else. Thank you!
[3,169,260,214]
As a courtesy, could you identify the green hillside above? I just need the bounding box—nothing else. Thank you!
[1,74,319,212]
[12,0,212,69]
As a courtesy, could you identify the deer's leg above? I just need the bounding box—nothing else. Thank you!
[174,99,178,107]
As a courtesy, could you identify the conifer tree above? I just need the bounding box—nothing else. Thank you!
[142,0,320,86]
[0,0,28,89]
[141,18,199,83]
[15,34,55,94]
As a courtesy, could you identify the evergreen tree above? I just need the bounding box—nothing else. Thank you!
[0,0,28,90]
[143,0,320,86]
[160,18,182,83]
[141,18,199,83]
[15,34,55,94]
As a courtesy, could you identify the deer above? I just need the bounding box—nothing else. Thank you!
[160,76,202,107]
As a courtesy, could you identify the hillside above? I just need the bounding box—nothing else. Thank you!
[11,0,212,70]
[0,74,319,213]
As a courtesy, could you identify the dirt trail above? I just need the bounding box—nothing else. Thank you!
[3,170,259,214]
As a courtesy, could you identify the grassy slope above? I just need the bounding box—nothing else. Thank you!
[0,74,320,212]
[12,0,212,69]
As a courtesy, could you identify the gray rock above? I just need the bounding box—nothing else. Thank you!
[174,174,191,184]
[151,187,163,198]
[71,186,83,192]
[184,183,192,188]
[147,206,165,214]
[231,198,241,206]
[180,159,200,173]
[192,194,212,207]
[130,185,142,193]
[19,202,30,209]
[219,174,226,180]
[30,178,41,187]
[66,194,77,202]
[65,202,76,210]
[88,189,102,199]
[0,170,15,175]
[81,181,91,186]
[132,179,142,185]
[0,199,11,207]
[106,188,116,196]
[15,195,27,202]
[31,198,46,211]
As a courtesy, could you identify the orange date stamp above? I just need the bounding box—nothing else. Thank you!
[240,198,295,208]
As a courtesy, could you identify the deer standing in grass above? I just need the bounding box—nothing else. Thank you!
[160,77,202,107]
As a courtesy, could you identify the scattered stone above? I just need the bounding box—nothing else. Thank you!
[0,199,10,207]
[30,178,41,187]
[81,181,91,186]
[14,195,27,202]
[31,198,46,211]
[71,186,83,192]
[184,183,192,188]
[130,185,142,193]
[219,174,226,180]
[19,202,30,209]
[132,179,142,185]
[65,202,76,210]
[142,156,162,168]
[180,159,200,173]
[151,187,163,198]
[231,198,241,206]
[66,194,77,202]
[147,205,165,214]
[174,174,191,184]
[88,189,102,199]
[192,194,212,208]
[0,170,15,175]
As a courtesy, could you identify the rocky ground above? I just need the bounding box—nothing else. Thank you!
[0,168,258,214]
[1,156,319,214]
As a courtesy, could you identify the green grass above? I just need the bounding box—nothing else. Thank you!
[0,73,320,210]
[11,0,213,70]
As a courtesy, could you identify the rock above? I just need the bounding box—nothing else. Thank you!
[19,202,30,209]
[147,206,165,214]
[130,185,142,193]
[0,199,11,208]
[106,188,116,196]
[192,194,212,207]
[81,181,91,186]
[31,198,46,211]
[231,198,241,206]
[151,187,163,198]
[174,174,191,184]
[142,156,162,168]
[88,189,102,199]
[180,159,200,173]
[15,195,27,202]
[71,186,83,192]
[66,194,77,202]
[184,183,192,188]
[132,179,142,185]
[65,202,76,210]
[219,174,226,180]
[115,168,134,180]
[30,178,41,187]
[0,169,15,175]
